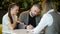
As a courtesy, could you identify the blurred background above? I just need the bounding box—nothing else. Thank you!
[0,0,43,24]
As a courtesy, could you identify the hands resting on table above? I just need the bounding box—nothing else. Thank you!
[27,24,34,30]
[26,24,45,34]
[16,21,45,34]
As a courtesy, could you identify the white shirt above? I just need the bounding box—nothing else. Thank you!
[2,13,15,34]
[2,13,11,31]
[31,9,54,34]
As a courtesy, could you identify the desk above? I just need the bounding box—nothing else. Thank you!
[13,29,33,34]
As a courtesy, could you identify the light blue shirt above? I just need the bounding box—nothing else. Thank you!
[2,13,19,34]
[2,13,14,34]
[2,13,11,31]
[31,9,54,34]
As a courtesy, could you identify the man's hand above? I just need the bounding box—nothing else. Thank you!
[27,24,34,30]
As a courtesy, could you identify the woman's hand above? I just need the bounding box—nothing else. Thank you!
[16,21,24,25]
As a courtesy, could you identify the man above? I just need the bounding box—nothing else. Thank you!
[30,0,60,34]
[19,4,42,29]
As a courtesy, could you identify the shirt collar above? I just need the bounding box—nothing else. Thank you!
[47,9,54,14]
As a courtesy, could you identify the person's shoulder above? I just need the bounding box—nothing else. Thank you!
[20,10,29,16]
[42,13,52,18]
[47,9,54,14]
[2,13,8,19]
[21,10,29,14]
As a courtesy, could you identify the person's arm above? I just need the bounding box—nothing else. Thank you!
[19,12,26,25]
[19,12,27,29]
[10,15,19,29]
[10,22,17,30]
[31,14,53,34]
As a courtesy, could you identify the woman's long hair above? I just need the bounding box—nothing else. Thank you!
[8,3,19,24]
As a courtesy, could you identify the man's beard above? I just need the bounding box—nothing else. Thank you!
[30,12,35,17]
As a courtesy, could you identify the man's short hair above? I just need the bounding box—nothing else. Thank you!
[33,4,42,10]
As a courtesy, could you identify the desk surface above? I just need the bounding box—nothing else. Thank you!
[13,29,33,34]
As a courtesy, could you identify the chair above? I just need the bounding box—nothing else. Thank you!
[0,24,2,34]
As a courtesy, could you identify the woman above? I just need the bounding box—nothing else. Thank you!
[2,3,20,34]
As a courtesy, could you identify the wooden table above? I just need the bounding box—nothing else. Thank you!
[13,29,33,34]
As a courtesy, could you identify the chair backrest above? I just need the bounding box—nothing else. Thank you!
[0,24,2,34]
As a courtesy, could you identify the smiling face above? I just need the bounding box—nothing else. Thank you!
[11,6,19,15]
[30,6,40,16]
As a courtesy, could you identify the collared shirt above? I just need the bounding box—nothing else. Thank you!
[31,9,54,34]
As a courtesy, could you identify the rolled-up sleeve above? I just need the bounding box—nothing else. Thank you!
[31,13,53,34]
